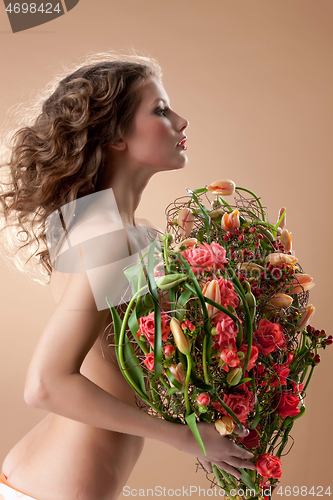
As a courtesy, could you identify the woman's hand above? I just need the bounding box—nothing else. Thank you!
[174,421,256,479]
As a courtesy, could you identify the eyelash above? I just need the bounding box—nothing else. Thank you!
[156,107,169,116]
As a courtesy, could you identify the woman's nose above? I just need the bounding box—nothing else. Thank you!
[179,115,189,131]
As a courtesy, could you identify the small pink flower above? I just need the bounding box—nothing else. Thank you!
[197,393,211,406]
[164,344,175,357]
[220,347,240,368]
[144,352,155,371]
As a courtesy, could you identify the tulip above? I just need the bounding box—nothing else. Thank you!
[280,228,292,252]
[214,416,235,436]
[155,273,188,290]
[267,293,293,308]
[202,279,222,317]
[206,179,236,196]
[197,393,211,406]
[169,362,186,392]
[170,317,191,355]
[265,252,298,267]
[173,237,198,252]
[177,208,194,238]
[226,366,243,386]
[296,304,315,332]
[288,274,315,295]
[221,209,240,232]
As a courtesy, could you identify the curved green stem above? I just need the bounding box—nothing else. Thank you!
[235,186,266,221]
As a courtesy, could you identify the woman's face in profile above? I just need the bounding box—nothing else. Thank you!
[123,76,189,172]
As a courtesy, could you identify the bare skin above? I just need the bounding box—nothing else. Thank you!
[1,76,258,500]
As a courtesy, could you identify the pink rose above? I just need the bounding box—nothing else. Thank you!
[197,242,228,271]
[143,352,155,371]
[217,277,240,308]
[220,348,240,368]
[137,311,171,348]
[212,311,239,350]
[197,393,211,406]
[238,344,259,371]
[181,246,213,271]
[254,318,286,355]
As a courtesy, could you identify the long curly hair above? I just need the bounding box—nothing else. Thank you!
[0,50,162,285]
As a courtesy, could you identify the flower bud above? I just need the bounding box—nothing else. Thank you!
[288,274,315,295]
[267,293,293,308]
[280,228,292,252]
[169,362,186,391]
[164,344,176,357]
[161,233,174,247]
[173,237,198,252]
[206,179,236,196]
[214,416,235,436]
[296,304,315,332]
[265,252,298,267]
[226,366,243,386]
[170,317,191,355]
[177,208,194,238]
[197,393,211,406]
[202,279,222,317]
[155,273,188,290]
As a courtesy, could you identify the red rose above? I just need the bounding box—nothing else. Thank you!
[256,453,282,479]
[198,241,228,271]
[270,363,290,388]
[275,393,300,418]
[164,344,175,356]
[254,318,286,355]
[182,246,213,271]
[137,311,171,348]
[143,352,155,371]
[238,427,260,449]
[238,344,259,371]
[212,388,254,424]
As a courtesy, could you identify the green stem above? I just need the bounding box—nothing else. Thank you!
[184,353,192,415]
[235,186,266,221]
[301,365,315,396]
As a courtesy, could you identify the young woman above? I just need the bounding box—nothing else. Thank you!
[0,51,256,500]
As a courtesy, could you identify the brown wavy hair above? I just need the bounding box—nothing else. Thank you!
[0,50,162,285]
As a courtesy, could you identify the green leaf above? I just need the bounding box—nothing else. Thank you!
[147,240,162,379]
[128,303,148,354]
[166,386,180,396]
[185,412,207,456]
[122,334,147,395]
[124,260,145,296]
[177,287,193,307]
[106,298,122,362]
[239,468,260,494]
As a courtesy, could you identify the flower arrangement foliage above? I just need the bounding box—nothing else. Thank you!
[106,180,331,500]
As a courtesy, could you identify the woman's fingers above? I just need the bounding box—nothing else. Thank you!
[199,458,213,474]
[213,461,242,480]
[233,423,249,438]
[223,455,256,470]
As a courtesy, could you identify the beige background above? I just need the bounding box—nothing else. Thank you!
[0,0,332,497]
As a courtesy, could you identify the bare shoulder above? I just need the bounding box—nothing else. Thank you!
[135,216,164,234]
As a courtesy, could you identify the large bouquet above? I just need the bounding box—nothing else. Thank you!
[106,180,331,500]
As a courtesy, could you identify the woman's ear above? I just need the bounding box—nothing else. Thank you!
[107,139,126,152]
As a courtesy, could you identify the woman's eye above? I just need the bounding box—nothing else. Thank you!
[156,107,168,116]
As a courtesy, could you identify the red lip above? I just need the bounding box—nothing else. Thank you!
[177,136,187,146]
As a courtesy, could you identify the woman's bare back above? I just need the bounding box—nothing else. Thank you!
[0,217,156,500]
